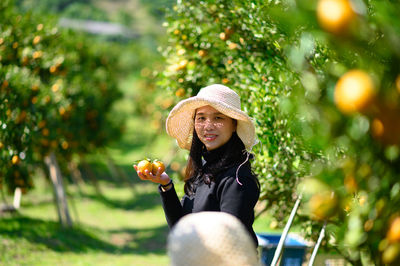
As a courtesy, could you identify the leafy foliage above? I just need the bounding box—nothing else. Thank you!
[159,0,400,264]
[0,0,123,193]
[158,0,307,222]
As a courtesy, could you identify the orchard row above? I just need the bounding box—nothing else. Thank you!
[0,1,123,193]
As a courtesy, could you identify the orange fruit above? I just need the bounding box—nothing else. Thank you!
[33,36,41,45]
[137,159,153,173]
[198,50,207,57]
[50,65,57,73]
[371,104,400,146]
[228,42,238,50]
[388,217,400,243]
[334,70,375,114]
[175,60,188,71]
[33,51,43,59]
[317,0,356,34]
[308,191,339,221]
[11,155,20,165]
[31,84,39,91]
[175,88,185,97]
[42,128,50,136]
[152,160,165,175]
[219,32,227,41]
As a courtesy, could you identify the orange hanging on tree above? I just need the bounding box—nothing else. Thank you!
[317,0,356,35]
[334,69,376,114]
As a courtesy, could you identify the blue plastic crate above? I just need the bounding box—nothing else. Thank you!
[257,233,308,266]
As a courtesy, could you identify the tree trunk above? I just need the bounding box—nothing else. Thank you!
[44,151,73,227]
[13,187,21,209]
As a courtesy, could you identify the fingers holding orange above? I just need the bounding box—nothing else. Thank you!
[135,159,153,179]
[134,159,166,179]
[152,160,166,175]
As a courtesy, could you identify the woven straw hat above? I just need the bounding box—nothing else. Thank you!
[166,84,257,151]
[167,212,260,266]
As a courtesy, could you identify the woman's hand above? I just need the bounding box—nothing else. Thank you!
[133,164,171,186]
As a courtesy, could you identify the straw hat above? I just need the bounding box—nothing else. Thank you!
[166,84,257,151]
[167,212,260,266]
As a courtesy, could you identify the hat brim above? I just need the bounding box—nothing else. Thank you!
[166,96,257,151]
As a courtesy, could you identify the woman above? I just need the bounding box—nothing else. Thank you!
[134,84,260,246]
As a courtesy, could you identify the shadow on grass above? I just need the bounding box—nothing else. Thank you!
[109,226,169,254]
[80,187,161,211]
[0,215,168,255]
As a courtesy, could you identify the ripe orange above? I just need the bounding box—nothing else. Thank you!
[175,60,188,71]
[11,155,20,165]
[371,105,400,146]
[31,84,39,91]
[308,191,339,221]
[175,88,186,97]
[42,128,50,136]
[33,51,43,59]
[198,50,207,57]
[152,160,165,175]
[137,159,153,173]
[222,78,229,84]
[228,42,238,50]
[33,36,41,45]
[334,70,375,114]
[317,0,356,34]
[219,32,227,41]
[387,217,400,243]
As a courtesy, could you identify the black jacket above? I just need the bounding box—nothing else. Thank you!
[159,162,260,246]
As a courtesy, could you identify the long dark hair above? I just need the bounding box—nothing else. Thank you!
[183,129,259,195]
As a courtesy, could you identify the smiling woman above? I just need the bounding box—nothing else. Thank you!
[194,105,237,151]
[134,84,260,253]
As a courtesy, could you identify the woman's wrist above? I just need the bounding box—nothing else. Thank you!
[160,179,173,191]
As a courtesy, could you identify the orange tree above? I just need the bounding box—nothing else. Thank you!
[159,0,400,264]
[158,0,307,224]
[0,1,122,198]
[277,0,400,264]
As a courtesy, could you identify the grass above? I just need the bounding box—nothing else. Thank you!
[1,177,170,266]
[0,171,279,266]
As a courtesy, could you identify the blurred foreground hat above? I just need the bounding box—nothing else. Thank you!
[166,84,257,151]
[167,211,260,266]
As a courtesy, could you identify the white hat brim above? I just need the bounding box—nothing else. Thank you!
[166,96,257,151]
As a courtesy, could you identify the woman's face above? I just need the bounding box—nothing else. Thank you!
[194,105,236,151]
